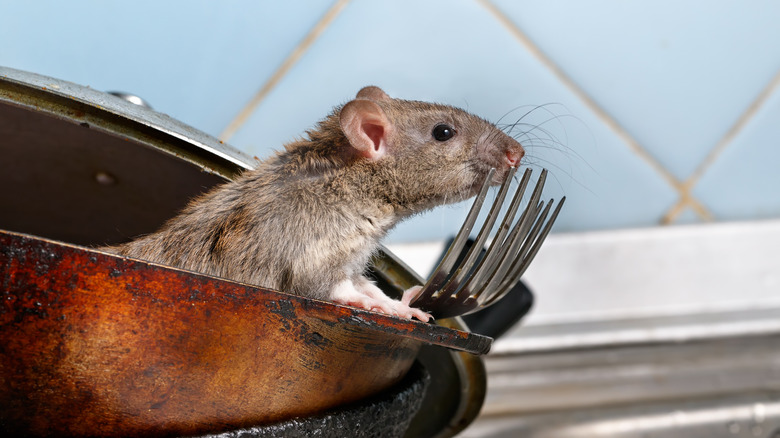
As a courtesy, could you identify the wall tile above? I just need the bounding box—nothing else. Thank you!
[694,86,780,221]
[0,0,333,137]
[491,0,780,181]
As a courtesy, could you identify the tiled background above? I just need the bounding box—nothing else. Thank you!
[5,0,780,244]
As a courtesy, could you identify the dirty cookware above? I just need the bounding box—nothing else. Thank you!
[0,67,489,437]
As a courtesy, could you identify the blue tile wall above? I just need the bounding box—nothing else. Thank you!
[694,87,780,221]
[1,1,333,136]
[3,0,779,243]
[493,0,780,180]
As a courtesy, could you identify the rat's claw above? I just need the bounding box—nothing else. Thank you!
[390,300,431,323]
[407,307,431,322]
[371,301,398,316]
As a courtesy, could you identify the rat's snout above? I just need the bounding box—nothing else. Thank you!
[504,137,525,168]
[505,146,524,167]
[475,129,525,180]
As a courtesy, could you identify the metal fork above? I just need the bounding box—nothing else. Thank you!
[410,167,565,319]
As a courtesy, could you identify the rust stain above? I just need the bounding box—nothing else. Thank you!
[0,230,490,437]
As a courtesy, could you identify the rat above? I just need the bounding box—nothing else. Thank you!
[103,86,524,322]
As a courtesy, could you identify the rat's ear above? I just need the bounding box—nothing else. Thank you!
[356,86,390,101]
[339,99,392,161]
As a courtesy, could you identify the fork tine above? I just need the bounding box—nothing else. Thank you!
[411,166,564,319]
[431,167,518,301]
[480,199,553,307]
[469,199,543,304]
[495,196,565,294]
[437,178,533,315]
[468,169,548,305]
[483,195,565,308]
[410,168,495,307]
[450,168,533,302]
[419,167,518,314]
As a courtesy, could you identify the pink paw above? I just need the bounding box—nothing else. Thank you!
[329,280,431,322]
[335,294,431,322]
[337,295,394,315]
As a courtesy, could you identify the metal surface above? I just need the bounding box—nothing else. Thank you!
[412,167,564,318]
[461,316,780,438]
[465,393,780,438]
[195,361,430,438]
[0,229,486,437]
[0,67,255,247]
[0,66,256,175]
[481,332,780,416]
[107,91,154,109]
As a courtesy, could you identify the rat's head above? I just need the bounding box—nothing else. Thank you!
[338,86,524,213]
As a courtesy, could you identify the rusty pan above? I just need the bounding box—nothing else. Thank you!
[0,229,487,437]
[0,67,490,437]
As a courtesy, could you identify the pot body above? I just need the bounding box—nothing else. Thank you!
[1,231,449,437]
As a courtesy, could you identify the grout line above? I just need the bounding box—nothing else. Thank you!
[219,0,351,142]
[688,66,780,187]
[661,66,780,224]
[478,0,719,224]
[661,199,687,225]
[476,0,685,195]
[661,190,714,225]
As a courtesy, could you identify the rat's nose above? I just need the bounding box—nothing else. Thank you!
[504,140,525,167]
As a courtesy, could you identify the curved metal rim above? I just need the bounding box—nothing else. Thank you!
[0,66,257,179]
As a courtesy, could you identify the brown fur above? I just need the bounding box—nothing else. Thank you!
[104,87,523,311]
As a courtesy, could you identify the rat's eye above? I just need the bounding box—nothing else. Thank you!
[432,124,456,141]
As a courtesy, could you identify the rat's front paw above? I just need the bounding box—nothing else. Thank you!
[330,279,431,322]
[333,294,394,315]
[374,286,431,322]
[332,294,431,322]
